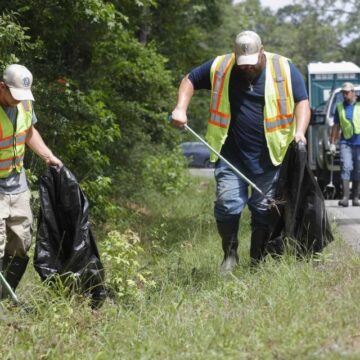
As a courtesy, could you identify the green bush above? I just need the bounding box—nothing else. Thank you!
[100,229,156,302]
[141,148,190,196]
[0,12,38,69]
[81,175,120,223]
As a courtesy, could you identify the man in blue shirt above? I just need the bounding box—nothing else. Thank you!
[171,31,310,272]
[330,82,360,207]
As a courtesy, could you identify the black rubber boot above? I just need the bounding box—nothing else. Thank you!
[2,255,29,296]
[250,227,271,266]
[352,181,360,206]
[216,218,240,273]
[265,235,284,258]
[338,180,350,207]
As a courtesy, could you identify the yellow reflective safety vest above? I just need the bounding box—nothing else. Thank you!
[0,101,32,178]
[336,102,360,140]
[205,52,295,166]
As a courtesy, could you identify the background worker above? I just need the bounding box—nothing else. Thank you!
[0,64,62,298]
[171,30,310,272]
[330,82,360,207]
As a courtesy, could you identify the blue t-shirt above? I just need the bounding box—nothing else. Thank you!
[333,101,360,146]
[188,56,308,174]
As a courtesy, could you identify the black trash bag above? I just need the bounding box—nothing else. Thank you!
[33,165,106,309]
[269,141,334,256]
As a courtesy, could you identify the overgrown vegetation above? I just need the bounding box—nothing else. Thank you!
[1,177,360,359]
[1,0,360,357]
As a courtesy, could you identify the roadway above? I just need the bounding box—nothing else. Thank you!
[188,168,214,178]
[325,200,360,251]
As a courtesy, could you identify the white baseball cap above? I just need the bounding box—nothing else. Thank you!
[3,64,34,101]
[234,31,263,66]
[341,82,355,92]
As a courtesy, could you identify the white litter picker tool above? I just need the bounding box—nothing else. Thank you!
[0,271,20,305]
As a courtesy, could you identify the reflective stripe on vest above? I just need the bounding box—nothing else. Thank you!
[336,102,360,139]
[209,54,233,128]
[0,154,24,171]
[264,54,294,131]
[0,131,27,149]
[206,52,295,165]
[0,101,32,178]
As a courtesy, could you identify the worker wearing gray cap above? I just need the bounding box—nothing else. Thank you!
[171,30,310,272]
[0,64,62,299]
[330,81,360,207]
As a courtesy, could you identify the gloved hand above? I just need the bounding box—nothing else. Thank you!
[329,143,336,156]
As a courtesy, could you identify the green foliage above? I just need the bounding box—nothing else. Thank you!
[142,149,190,196]
[345,38,360,66]
[149,0,223,77]
[231,0,342,75]
[34,83,124,221]
[81,176,120,223]
[88,28,185,200]
[101,229,156,302]
[270,3,342,73]
[3,0,124,75]
[117,0,224,78]
[0,12,37,69]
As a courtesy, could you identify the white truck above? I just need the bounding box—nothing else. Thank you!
[307,61,360,193]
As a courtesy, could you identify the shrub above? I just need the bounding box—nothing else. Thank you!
[100,229,155,302]
[141,149,190,196]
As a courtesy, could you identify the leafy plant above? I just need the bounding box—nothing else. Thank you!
[100,229,156,302]
[0,12,38,69]
[142,149,190,196]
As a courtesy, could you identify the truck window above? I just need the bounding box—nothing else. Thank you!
[330,92,344,117]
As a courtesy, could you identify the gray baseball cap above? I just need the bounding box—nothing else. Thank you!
[234,31,262,66]
[3,64,34,101]
[341,82,355,92]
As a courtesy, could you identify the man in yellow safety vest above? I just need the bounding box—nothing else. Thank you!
[330,82,360,207]
[0,64,62,298]
[171,30,310,272]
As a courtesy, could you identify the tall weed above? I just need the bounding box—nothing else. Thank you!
[142,149,190,196]
[100,229,156,302]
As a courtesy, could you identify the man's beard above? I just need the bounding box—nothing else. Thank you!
[242,69,261,81]
[234,63,262,81]
[244,72,258,81]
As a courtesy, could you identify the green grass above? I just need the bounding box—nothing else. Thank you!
[1,176,360,359]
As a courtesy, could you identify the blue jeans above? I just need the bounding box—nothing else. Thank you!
[214,159,280,228]
[340,144,360,181]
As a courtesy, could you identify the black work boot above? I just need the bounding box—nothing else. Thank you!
[265,235,284,258]
[352,181,360,206]
[250,227,271,266]
[216,218,240,273]
[2,255,29,298]
[338,180,350,207]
